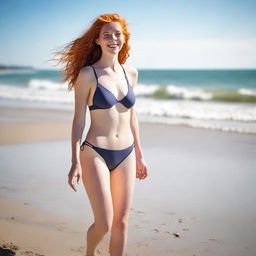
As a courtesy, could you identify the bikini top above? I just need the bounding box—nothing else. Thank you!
[88,64,136,111]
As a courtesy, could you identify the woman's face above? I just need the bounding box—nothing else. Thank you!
[96,22,125,55]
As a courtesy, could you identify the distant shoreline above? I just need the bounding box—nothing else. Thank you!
[0,65,34,72]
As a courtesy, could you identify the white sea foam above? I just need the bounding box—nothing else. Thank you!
[135,83,212,100]
[238,88,256,96]
[0,83,256,134]
[166,85,212,100]
[134,98,256,122]
[0,84,73,103]
[138,114,256,134]
[134,84,159,96]
[28,79,68,90]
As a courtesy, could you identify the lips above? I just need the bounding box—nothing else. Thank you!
[108,44,118,48]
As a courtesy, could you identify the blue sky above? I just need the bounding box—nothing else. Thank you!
[0,0,256,69]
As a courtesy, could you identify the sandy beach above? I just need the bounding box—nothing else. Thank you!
[1,106,256,256]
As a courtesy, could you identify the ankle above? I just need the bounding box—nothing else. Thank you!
[86,253,95,256]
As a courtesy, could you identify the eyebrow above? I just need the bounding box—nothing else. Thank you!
[103,30,122,34]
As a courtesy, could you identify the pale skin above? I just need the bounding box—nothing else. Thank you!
[68,22,148,256]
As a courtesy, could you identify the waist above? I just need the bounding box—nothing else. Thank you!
[85,128,134,149]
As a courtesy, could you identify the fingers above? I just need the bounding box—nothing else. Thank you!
[143,165,148,179]
[136,165,148,180]
[68,173,77,192]
[76,173,81,184]
[68,169,82,191]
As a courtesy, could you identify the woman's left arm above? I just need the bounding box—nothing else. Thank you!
[129,66,148,180]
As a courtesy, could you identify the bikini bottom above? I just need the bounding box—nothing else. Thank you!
[80,140,134,171]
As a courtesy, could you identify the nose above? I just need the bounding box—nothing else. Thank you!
[110,33,117,40]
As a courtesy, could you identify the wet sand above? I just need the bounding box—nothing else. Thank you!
[1,106,256,256]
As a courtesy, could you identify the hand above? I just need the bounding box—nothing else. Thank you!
[68,163,82,192]
[136,158,148,180]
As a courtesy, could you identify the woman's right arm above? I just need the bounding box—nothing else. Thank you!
[68,67,92,192]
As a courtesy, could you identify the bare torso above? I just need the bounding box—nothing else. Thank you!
[85,65,134,149]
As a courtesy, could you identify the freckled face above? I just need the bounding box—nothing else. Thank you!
[96,22,125,55]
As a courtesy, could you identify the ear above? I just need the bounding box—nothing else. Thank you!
[95,38,100,45]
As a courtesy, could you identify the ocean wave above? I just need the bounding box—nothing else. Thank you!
[1,84,255,122]
[238,88,256,96]
[1,85,255,134]
[138,115,256,135]
[136,83,212,100]
[0,84,73,103]
[134,98,256,122]
[2,77,255,103]
[28,79,67,90]
[135,83,256,103]
[206,88,256,103]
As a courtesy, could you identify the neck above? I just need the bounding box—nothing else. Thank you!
[96,53,120,71]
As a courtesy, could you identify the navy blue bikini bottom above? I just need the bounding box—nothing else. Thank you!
[80,140,134,171]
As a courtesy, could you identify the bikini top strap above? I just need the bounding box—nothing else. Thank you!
[91,65,98,83]
[120,64,129,85]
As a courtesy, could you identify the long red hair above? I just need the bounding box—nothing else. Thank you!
[52,13,131,91]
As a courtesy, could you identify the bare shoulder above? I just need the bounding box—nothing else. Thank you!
[123,64,138,88]
[123,64,138,78]
[74,65,95,89]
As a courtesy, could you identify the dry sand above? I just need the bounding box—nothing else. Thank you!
[1,106,256,256]
[0,198,88,256]
[0,107,73,144]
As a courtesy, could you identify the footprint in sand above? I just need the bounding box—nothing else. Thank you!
[136,242,149,247]
[70,246,85,253]
[149,237,158,240]
[20,251,45,256]
[165,211,176,215]
[208,238,220,243]
[182,228,190,231]
[134,224,143,229]
[134,210,145,214]
[56,227,66,231]
[141,220,150,224]
[96,248,102,255]
[1,242,19,250]
[153,228,160,233]
[55,222,67,231]
[172,232,183,238]
[198,241,208,244]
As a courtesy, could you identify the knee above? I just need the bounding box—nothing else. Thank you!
[95,219,112,234]
[112,215,129,230]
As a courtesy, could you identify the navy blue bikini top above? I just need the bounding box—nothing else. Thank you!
[89,65,136,111]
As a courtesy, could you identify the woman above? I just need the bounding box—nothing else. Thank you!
[55,13,148,256]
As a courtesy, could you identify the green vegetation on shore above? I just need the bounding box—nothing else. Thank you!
[151,87,256,103]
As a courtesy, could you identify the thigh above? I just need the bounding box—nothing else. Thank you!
[110,148,136,220]
[80,147,113,223]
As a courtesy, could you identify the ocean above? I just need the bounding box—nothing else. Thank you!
[0,68,256,134]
